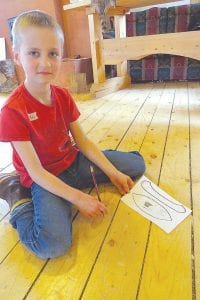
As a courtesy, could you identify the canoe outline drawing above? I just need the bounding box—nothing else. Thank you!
[132,192,172,221]
[141,180,186,213]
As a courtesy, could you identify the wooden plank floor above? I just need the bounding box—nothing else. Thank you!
[0,81,199,300]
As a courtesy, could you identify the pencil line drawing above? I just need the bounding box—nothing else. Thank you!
[141,180,186,213]
[121,176,191,233]
[132,192,172,221]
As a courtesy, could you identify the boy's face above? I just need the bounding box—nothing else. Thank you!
[14,26,63,87]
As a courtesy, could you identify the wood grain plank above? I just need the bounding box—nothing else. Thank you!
[0,142,12,170]
[0,200,9,220]
[80,89,131,133]
[138,82,192,300]
[0,215,19,262]
[0,243,46,300]
[188,81,200,299]
[0,82,198,300]
[86,85,154,147]
[82,83,174,299]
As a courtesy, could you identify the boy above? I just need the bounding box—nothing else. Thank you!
[0,10,145,259]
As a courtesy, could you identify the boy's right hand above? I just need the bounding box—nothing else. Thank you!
[75,192,107,218]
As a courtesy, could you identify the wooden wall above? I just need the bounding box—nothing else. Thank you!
[0,0,91,60]
[61,0,91,58]
[0,0,64,58]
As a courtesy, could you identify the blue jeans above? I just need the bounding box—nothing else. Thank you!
[10,150,145,259]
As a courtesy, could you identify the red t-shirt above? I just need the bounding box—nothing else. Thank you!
[0,84,80,187]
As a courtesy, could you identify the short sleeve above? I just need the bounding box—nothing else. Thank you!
[0,106,31,142]
[52,86,81,123]
[69,96,80,123]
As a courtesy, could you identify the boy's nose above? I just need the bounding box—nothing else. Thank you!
[39,56,51,67]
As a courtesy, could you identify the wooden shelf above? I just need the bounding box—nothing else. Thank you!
[63,0,91,10]
[115,0,183,8]
[63,0,183,12]
[63,0,193,98]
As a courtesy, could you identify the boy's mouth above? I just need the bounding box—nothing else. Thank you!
[37,72,52,75]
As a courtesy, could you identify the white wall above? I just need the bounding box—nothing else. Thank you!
[0,38,6,60]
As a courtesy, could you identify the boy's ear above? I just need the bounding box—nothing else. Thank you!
[13,49,21,66]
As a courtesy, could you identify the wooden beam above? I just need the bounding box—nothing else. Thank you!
[63,0,183,11]
[105,6,129,15]
[88,13,106,84]
[90,75,131,98]
[101,31,200,64]
[86,5,129,16]
[63,0,91,10]
[115,15,127,77]
[115,0,183,8]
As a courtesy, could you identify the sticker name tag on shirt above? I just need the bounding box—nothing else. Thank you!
[28,112,38,121]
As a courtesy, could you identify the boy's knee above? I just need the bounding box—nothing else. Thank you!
[34,237,72,259]
[136,155,146,177]
[21,230,72,259]
[127,152,146,180]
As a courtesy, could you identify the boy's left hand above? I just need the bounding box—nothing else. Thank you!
[109,171,135,195]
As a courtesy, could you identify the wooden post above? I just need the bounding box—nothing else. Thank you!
[87,12,106,84]
[114,15,127,77]
[87,8,130,98]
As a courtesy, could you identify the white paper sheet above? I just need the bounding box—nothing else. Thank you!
[121,175,191,233]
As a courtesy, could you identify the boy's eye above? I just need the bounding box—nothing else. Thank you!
[49,51,59,58]
[29,51,40,57]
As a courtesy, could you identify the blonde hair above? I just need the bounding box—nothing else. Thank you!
[12,10,64,50]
